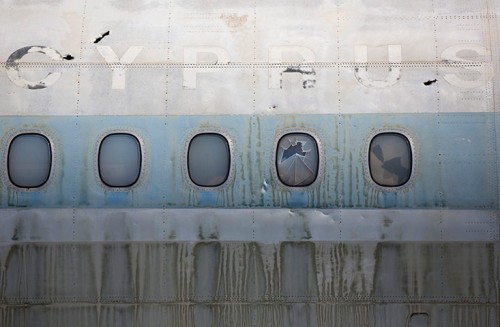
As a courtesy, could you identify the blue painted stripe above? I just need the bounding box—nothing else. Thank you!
[0,113,497,209]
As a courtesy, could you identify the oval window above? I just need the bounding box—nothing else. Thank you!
[276,133,319,187]
[369,133,412,187]
[98,133,142,187]
[8,133,52,188]
[188,133,230,187]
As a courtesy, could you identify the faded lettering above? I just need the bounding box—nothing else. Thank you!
[3,44,495,92]
[269,46,316,89]
[441,45,492,88]
[6,46,63,90]
[354,45,402,88]
[96,46,143,89]
[183,46,231,89]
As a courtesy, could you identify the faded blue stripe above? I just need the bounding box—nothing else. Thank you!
[0,113,497,209]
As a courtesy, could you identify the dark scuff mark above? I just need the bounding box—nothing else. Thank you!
[423,79,437,86]
[27,84,46,90]
[282,142,306,162]
[198,223,219,240]
[282,65,316,88]
[63,54,74,60]
[11,227,19,241]
[93,31,110,43]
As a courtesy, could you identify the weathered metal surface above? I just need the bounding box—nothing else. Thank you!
[0,0,498,325]
[0,241,498,326]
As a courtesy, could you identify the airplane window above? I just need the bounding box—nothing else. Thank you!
[408,313,429,327]
[276,133,319,187]
[369,133,412,187]
[188,133,230,187]
[99,133,141,187]
[8,133,52,188]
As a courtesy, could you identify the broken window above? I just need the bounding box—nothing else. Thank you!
[369,133,412,187]
[99,133,141,187]
[276,133,319,187]
[8,133,52,188]
[188,133,230,187]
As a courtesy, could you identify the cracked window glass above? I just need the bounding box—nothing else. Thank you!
[276,133,319,187]
[99,133,141,187]
[369,133,412,187]
[8,133,51,188]
[188,133,230,187]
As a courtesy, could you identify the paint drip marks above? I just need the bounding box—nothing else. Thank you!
[0,242,495,304]
[214,243,257,300]
[283,66,316,88]
[315,243,376,298]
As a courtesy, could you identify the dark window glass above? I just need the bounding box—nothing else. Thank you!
[188,133,230,187]
[276,133,319,187]
[99,133,141,187]
[408,313,429,327]
[8,133,52,188]
[369,133,412,187]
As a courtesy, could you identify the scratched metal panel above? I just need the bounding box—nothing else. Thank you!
[254,0,338,63]
[77,66,169,115]
[0,65,79,115]
[335,66,438,115]
[168,2,256,63]
[337,10,436,62]
[253,67,340,115]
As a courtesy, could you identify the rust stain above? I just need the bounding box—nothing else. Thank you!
[220,13,248,28]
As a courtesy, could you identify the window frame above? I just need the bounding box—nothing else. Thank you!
[272,129,323,190]
[96,131,144,189]
[365,129,416,191]
[7,132,53,190]
[184,129,235,190]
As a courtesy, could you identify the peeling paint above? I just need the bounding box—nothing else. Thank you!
[282,66,316,89]
[5,46,63,90]
[219,13,248,28]
[354,45,402,88]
